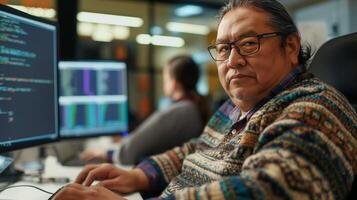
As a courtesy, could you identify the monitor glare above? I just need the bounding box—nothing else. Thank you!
[59,61,128,138]
[0,5,58,153]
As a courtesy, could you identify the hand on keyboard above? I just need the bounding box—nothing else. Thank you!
[47,183,127,200]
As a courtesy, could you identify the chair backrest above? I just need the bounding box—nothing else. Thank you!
[309,33,357,199]
[309,32,357,110]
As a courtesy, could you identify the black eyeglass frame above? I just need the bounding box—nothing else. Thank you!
[208,32,282,61]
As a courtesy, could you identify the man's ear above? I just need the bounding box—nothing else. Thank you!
[285,33,301,65]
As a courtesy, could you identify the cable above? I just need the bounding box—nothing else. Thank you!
[0,184,54,195]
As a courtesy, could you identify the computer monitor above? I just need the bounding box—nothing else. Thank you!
[0,5,59,153]
[59,61,128,138]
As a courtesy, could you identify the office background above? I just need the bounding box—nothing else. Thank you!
[2,0,356,125]
[1,0,357,165]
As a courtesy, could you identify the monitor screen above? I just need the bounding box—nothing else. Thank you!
[59,61,128,138]
[0,5,58,152]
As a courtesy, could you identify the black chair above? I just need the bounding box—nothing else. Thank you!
[309,32,357,111]
[309,32,357,199]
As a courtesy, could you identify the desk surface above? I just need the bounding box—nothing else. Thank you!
[0,157,143,200]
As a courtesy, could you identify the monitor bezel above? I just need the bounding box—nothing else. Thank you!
[0,4,60,153]
[58,59,129,140]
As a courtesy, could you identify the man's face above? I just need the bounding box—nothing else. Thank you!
[216,6,299,111]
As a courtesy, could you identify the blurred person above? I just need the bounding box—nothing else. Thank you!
[53,0,356,199]
[80,55,210,165]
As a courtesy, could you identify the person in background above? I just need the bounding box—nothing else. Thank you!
[80,55,210,165]
[53,0,357,199]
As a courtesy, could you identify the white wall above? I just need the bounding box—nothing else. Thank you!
[295,0,357,50]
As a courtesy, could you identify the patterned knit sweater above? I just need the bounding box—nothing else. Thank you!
[137,72,357,200]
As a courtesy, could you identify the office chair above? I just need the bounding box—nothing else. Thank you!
[308,32,357,200]
[309,32,357,111]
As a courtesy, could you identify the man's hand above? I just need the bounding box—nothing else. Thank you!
[75,163,149,193]
[52,183,127,200]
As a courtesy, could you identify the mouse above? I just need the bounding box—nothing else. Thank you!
[48,186,64,200]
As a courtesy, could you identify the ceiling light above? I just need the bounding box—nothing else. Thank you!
[113,26,130,40]
[152,35,184,47]
[77,22,94,36]
[136,34,185,48]
[175,5,203,17]
[78,23,130,41]
[150,26,163,35]
[8,5,56,18]
[92,25,113,42]
[77,12,143,27]
[136,34,152,45]
[166,22,210,35]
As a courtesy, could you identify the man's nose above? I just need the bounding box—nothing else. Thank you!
[226,46,246,69]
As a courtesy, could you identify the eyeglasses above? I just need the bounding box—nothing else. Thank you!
[208,32,282,61]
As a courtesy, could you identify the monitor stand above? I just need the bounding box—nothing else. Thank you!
[0,154,23,188]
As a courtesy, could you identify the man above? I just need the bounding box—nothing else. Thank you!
[53,0,356,199]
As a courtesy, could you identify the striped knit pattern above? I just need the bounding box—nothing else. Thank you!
[137,72,357,200]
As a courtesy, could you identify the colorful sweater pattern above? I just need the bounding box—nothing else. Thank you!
[137,72,357,200]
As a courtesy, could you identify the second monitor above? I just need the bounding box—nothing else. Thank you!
[59,61,128,138]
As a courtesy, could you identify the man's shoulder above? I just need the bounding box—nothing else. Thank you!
[279,73,338,103]
[271,73,355,118]
[288,73,325,94]
[260,73,354,117]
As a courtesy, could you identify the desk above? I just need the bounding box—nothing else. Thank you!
[0,157,143,200]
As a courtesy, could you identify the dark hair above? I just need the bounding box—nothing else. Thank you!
[166,55,211,124]
[218,0,312,67]
[167,55,200,93]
